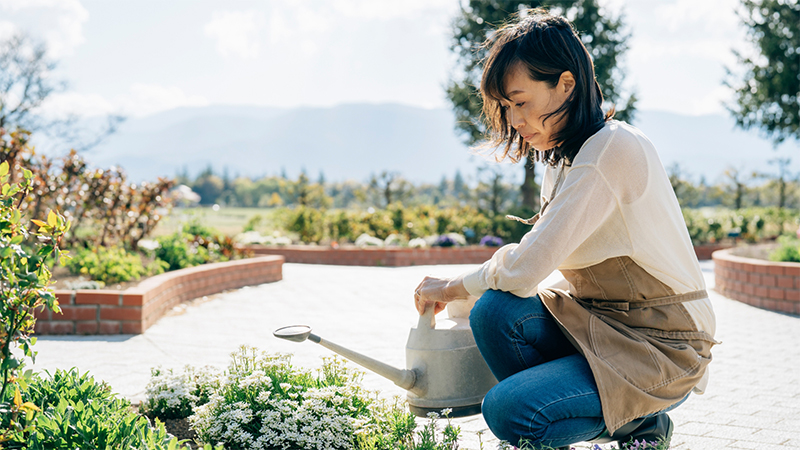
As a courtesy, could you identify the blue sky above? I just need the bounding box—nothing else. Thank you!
[1,0,749,119]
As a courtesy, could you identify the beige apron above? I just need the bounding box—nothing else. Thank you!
[511,163,718,433]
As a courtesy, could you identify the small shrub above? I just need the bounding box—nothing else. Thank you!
[155,231,212,271]
[65,246,167,284]
[769,235,800,262]
[3,368,213,449]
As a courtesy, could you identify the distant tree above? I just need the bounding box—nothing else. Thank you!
[0,33,123,151]
[446,1,636,210]
[765,157,794,209]
[726,0,800,146]
[453,170,467,200]
[475,166,514,217]
[724,166,751,209]
[667,163,701,208]
[369,171,411,207]
[193,166,224,205]
[292,171,331,208]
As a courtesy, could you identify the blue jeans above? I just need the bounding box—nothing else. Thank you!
[470,290,684,448]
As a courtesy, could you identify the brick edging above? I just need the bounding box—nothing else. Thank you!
[712,248,800,315]
[249,243,727,265]
[35,255,285,335]
[246,245,501,266]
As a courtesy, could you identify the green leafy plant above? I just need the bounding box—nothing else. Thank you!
[155,222,246,271]
[2,368,221,449]
[65,246,167,284]
[0,160,69,444]
[769,235,800,262]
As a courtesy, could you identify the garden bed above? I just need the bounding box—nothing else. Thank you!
[713,244,800,315]
[248,243,728,266]
[247,244,501,266]
[34,255,284,335]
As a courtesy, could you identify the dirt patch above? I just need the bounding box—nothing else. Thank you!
[163,417,199,447]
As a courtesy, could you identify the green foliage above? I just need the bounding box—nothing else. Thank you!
[1,368,214,449]
[769,235,800,262]
[155,221,245,271]
[727,0,800,146]
[154,232,211,271]
[65,246,167,284]
[288,205,326,243]
[0,160,69,443]
[682,206,798,244]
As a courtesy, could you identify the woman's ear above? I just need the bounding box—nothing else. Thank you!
[559,71,576,95]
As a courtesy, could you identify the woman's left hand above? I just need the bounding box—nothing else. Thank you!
[414,275,471,315]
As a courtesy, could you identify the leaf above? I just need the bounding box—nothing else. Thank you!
[47,210,57,227]
[21,402,41,413]
[0,161,8,177]
[13,387,22,408]
[1,184,9,196]
[31,219,47,228]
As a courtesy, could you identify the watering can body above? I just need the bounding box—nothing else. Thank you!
[273,299,497,418]
[405,306,498,417]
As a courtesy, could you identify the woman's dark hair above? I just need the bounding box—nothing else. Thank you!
[480,8,612,166]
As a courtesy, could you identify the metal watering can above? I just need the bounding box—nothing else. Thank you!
[273,301,498,418]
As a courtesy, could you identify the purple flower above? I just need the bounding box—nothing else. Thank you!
[479,235,503,247]
[433,235,457,247]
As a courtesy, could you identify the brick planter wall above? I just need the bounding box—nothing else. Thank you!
[713,247,800,315]
[694,243,733,261]
[249,243,724,265]
[34,255,284,335]
[247,245,500,266]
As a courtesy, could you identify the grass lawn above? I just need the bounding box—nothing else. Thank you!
[152,206,284,237]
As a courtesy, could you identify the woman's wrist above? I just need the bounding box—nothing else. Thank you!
[445,277,470,301]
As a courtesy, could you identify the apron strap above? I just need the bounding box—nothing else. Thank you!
[588,290,709,311]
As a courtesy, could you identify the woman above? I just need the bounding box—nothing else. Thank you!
[413,9,717,449]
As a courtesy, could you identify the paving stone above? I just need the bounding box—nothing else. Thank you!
[669,435,736,449]
[726,442,795,450]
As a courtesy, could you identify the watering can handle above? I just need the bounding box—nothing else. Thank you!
[417,305,435,330]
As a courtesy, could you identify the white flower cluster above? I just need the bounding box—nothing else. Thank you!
[188,347,381,450]
[144,365,223,418]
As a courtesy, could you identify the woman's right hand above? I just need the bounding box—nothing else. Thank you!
[413,275,471,315]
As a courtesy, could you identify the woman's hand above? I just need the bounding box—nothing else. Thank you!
[414,275,471,315]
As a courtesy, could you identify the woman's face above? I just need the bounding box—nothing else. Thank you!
[500,64,575,151]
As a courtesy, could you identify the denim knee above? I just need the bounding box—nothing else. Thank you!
[469,289,506,333]
[481,383,524,444]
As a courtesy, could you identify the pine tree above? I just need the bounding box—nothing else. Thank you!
[727,0,800,146]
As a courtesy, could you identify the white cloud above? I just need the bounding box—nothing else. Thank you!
[204,10,262,59]
[331,0,453,20]
[43,84,209,118]
[0,0,88,57]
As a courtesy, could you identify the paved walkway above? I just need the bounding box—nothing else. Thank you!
[31,261,800,449]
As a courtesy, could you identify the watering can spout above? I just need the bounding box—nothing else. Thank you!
[273,324,418,393]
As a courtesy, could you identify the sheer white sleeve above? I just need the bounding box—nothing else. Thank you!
[462,165,620,298]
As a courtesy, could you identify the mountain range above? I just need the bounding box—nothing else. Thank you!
[69,103,798,184]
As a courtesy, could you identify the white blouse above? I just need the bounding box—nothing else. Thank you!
[461,121,716,390]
